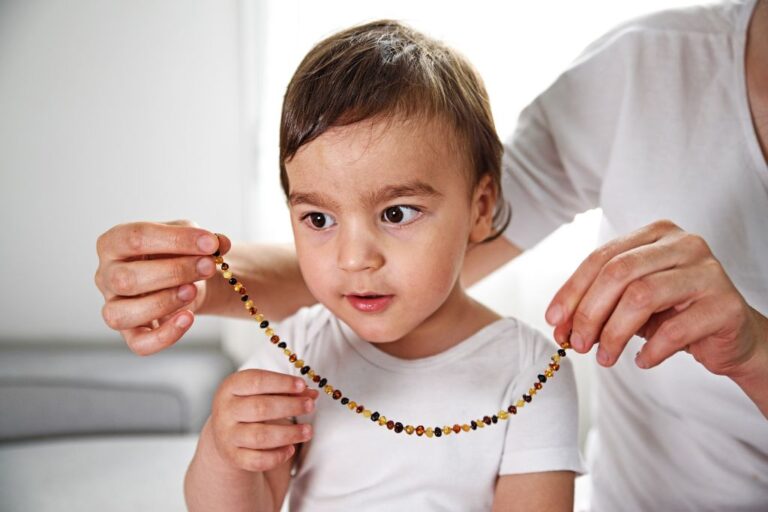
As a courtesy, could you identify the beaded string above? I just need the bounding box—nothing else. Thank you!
[213,248,571,438]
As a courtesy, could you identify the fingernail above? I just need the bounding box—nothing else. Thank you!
[295,379,306,392]
[177,284,195,302]
[175,314,192,328]
[302,425,312,437]
[570,332,584,351]
[597,347,610,366]
[545,304,563,325]
[196,234,218,253]
[635,352,649,369]
[197,257,215,276]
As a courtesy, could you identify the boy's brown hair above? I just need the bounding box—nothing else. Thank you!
[279,20,510,242]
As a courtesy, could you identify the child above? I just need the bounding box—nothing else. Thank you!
[185,20,582,511]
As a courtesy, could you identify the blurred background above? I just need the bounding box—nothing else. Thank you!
[0,0,698,510]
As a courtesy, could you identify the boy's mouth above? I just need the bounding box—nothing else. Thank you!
[345,294,394,313]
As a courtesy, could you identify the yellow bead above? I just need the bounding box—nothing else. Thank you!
[477,419,485,428]
[308,370,316,378]
[294,360,304,368]
[426,428,434,438]
[405,425,415,435]
[529,387,537,396]
[283,349,292,356]
[378,416,387,426]
[561,342,571,349]
[516,400,525,408]
[223,271,233,279]
[499,411,509,420]
[545,369,554,378]
[462,424,471,432]
[363,410,372,418]
[348,401,357,410]
[254,313,264,322]
[443,426,452,436]
[244,300,254,309]
[214,256,224,264]
[552,354,561,363]
[324,385,333,395]
[233,283,243,292]
[265,328,274,337]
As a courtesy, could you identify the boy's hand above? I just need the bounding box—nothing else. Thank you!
[95,220,231,355]
[211,369,317,473]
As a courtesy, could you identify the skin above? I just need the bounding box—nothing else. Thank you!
[183,116,574,511]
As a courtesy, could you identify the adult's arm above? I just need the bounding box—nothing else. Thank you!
[545,220,768,418]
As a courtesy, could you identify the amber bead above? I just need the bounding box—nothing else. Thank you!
[233,282,242,292]
[220,263,229,270]
[363,410,372,418]
[318,378,327,388]
[378,416,387,426]
[260,320,269,329]
[545,369,554,378]
[324,385,333,395]
[558,348,567,357]
[426,428,434,438]
[277,342,287,349]
[516,400,525,408]
[534,382,543,390]
[538,374,547,383]
[416,425,425,436]
[356,405,365,414]
[461,424,471,432]
[312,375,321,383]
[394,422,404,433]
[228,277,236,285]
[523,394,532,403]
[213,249,220,257]
[549,363,560,371]
[332,390,342,400]
[249,307,257,315]
[507,405,517,415]
[300,366,310,375]
[483,416,492,425]
[405,425,415,435]
[348,401,357,410]
[271,335,280,344]
[341,397,349,405]
[240,295,249,302]
[434,427,442,437]
[223,271,233,279]
[452,425,461,434]
[491,415,498,424]
[499,411,509,420]
[386,421,395,430]
[289,354,297,363]
[371,411,380,421]
[443,426,452,436]
[470,420,478,430]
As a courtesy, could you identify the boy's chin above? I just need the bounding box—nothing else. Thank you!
[342,317,409,343]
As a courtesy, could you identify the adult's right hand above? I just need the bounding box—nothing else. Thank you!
[95,220,231,355]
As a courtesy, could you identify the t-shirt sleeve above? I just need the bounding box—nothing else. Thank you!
[502,26,638,249]
[498,327,584,475]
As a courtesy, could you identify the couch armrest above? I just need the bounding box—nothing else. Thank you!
[0,344,234,441]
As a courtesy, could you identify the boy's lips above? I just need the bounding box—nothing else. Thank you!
[345,294,394,313]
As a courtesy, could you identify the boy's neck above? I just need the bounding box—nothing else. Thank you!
[370,283,501,360]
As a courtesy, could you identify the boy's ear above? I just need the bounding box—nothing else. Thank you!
[468,174,497,243]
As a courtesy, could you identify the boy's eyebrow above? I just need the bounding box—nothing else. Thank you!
[288,181,442,208]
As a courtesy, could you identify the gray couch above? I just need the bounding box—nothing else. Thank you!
[0,343,234,511]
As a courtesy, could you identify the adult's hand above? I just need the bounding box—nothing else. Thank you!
[95,220,231,355]
[545,220,768,387]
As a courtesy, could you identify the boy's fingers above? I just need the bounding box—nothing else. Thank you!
[121,310,193,355]
[229,369,309,397]
[233,422,312,451]
[96,221,225,261]
[233,445,296,473]
[101,285,197,330]
[232,395,316,423]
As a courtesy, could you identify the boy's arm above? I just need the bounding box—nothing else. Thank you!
[492,471,575,512]
[184,419,295,512]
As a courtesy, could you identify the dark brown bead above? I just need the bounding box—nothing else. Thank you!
[240,294,248,302]
[341,397,349,405]
[355,405,365,414]
[289,354,297,363]
[239,288,247,295]
[415,425,425,436]
[534,382,543,390]
[277,342,287,349]
[537,374,547,383]
[434,427,442,437]
[318,378,327,388]
[483,416,492,425]
[507,405,517,415]
[386,420,395,430]
[523,394,532,403]
[228,278,237,285]
[394,422,404,433]
[371,412,380,421]
[312,375,321,383]
[549,363,560,371]
[300,366,310,375]
[220,263,229,270]
[558,348,567,357]
[332,390,342,400]
[270,335,280,344]
[259,320,269,329]
[452,424,461,434]
[213,250,220,257]
[491,415,498,424]
[470,420,478,430]
[248,307,257,315]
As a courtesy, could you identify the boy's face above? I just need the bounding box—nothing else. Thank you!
[285,116,493,346]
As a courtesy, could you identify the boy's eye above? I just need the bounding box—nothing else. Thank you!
[303,212,337,230]
[381,205,420,225]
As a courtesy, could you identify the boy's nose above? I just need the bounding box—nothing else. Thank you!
[336,225,384,272]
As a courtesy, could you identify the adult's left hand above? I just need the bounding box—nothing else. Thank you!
[544,220,768,385]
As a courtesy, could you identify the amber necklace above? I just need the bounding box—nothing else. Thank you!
[213,249,571,438]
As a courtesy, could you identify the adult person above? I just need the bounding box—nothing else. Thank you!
[95,1,768,510]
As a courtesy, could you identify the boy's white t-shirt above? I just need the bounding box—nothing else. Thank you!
[241,305,583,511]
[502,1,768,510]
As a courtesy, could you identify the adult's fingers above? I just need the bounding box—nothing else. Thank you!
[100,256,216,298]
[231,394,316,423]
[96,221,230,261]
[227,369,310,397]
[233,445,296,473]
[121,309,194,355]
[232,422,313,451]
[595,266,705,366]
[101,284,198,330]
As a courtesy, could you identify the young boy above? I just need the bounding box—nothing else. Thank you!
[185,20,582,511]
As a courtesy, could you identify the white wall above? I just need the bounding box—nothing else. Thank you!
[0,0,245,344]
